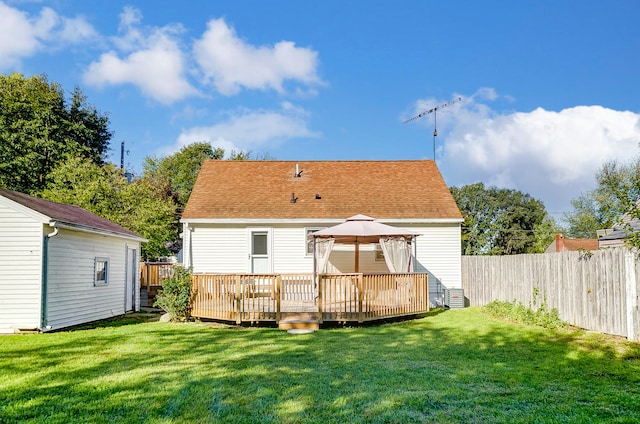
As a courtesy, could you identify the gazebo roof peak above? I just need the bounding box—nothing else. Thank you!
[346,214,375,221]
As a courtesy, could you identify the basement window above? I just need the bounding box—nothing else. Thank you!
[94,257,109,286]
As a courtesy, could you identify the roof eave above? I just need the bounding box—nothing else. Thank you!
[181,217,464,225]
[53,220,148,243]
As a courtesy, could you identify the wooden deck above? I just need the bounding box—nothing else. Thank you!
[190,273,429,325]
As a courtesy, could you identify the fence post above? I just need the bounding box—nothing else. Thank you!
[235,275,242,325]
[425,274,429,312]
[317,274,323,324]
[625,250,639,342]
[357,274,364,323]
[276,275,281,323]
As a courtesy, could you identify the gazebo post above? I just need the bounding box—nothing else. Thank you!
[354,239,360,273]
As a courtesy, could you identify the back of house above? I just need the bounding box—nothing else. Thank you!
[181,160,463,306]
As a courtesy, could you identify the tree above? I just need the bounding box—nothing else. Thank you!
[141,144,268,254]
[450,183,552,255]
[143,142,224,207]
[0,73,112,194]
[563,193,603,238]
[40,157,176,260]
[564,158,640,239]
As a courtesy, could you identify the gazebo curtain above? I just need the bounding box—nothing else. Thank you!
[379,236,412,273]
[315,238,335,273]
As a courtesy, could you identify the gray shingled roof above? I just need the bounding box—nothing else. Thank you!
[599,221,640,241]
[0,188,145,240]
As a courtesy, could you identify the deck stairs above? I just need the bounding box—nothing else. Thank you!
[278,311,319,331]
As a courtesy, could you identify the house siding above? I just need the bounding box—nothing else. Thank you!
[45,229,139,331]
[412,223,463,304]
[0,202,43,333]
[185,221,462,305]
[190,225,248,273]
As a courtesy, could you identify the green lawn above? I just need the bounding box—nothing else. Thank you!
[1,308,639,424]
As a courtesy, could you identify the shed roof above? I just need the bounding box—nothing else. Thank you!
[0,188,145,240]
[182,160,462,220]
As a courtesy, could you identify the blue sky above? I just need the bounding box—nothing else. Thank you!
[2,0,640,220]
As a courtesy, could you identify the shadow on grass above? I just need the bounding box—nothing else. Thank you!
[60,310,163,331]
[1,308,640,423]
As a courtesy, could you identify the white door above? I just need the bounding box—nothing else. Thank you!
[125,247,137,311]
[250,231,270,273]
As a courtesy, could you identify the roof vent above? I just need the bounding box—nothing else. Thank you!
[294,164,303,178]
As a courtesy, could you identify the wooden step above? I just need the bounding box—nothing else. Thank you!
[278,319,319,331]
[280,311,319,321]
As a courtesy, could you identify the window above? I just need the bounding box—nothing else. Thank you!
[252,232,268,255]
[374,245,385,262]
[94,257,109,286]
[305,228,326,255]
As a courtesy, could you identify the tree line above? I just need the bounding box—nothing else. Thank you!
[451,159,640,255]
[0,73,249,260]
[2,72,638,258]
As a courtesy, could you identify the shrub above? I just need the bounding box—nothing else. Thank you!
[153,266,193,321]
[482,288,567,330]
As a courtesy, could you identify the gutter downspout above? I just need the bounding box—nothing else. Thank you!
[40,222,59,331]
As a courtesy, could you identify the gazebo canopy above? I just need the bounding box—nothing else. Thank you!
[311,214,419,244]
[311,215,420,273]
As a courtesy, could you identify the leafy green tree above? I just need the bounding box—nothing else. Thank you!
[563,193,602,238]
[141,144,269,254]
[40,157,175,260]
[143,142,224,207]
[0,73,112,194]
[227,150,275,161]
[564,158,640,239]
[450,183,551,255]
[531,214,564,253]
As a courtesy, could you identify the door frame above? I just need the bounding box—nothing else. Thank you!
[247,227,273,273]
[125,245,138,312]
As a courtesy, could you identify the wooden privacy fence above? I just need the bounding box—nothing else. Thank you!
[462,248,640,342]
[190,273,429,324]
[140,263,175,288]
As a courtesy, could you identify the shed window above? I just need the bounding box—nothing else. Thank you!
[95,257,109,286]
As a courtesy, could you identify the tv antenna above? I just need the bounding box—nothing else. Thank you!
[403,97,462,161]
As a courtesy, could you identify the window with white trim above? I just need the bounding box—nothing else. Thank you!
[305,228,326,255]
[94,257,109,286]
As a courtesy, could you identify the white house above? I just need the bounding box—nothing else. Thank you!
[181,160,463,305]
[0,188,147,333]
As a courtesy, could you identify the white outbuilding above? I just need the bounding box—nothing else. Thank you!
[0,188,146,333]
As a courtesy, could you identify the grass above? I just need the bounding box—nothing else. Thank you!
[1,308,640,423]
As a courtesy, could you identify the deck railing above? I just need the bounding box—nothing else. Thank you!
[190,273,429,324]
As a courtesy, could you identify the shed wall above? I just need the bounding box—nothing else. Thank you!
[0,202,43,333]
[46,229,140,331]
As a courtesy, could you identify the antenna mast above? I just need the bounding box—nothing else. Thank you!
[403,97,462,161]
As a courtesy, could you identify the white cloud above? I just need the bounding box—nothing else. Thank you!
[436,90,640,216]
[58,15,99,44]
[83,7,198,104]
[0,1,96,69]
[171,103,321,157]
[193,18,322,95]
